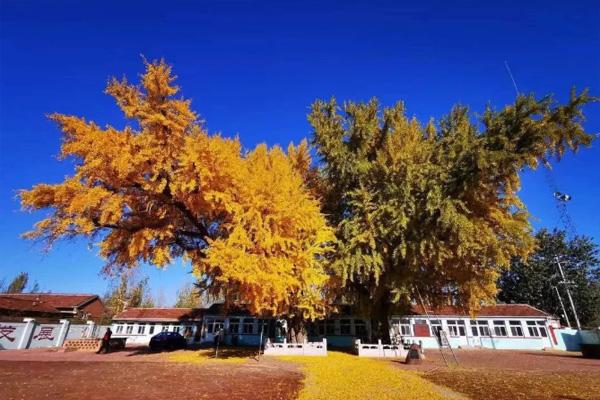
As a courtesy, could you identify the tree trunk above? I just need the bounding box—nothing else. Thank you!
[287,315,308,343]
[370,292,392,344]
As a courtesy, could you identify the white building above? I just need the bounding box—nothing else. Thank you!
[111,304,267,347]
[389,304,561,350]
[111,308,205,346]
[111,303,564,351]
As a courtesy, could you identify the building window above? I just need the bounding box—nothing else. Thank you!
[242,318,255,334]
[527,320,548,337]
[470,320,490,336]
[207,319,224,334]
[447,320,466,336]
[430,320,443,337]
[325,320,336,335]
[340,319,352,335]
[398,319,411,336]
[509,321,523,337]
[137,324,145,335]
[149,324,155,335]
[229,318,240,334]
[493,320,507,336]
[173,326,180,333]
[115,325,123,334]
[125,324,133,334]
[355,320,367,337]
[162,325,169,332]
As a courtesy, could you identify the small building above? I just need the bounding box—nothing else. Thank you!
[111,308,205,345]
[112,304,271,347]
[389,304,561,350]
[0,293,106,323]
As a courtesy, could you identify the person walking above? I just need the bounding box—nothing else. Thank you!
[96,327,112,354]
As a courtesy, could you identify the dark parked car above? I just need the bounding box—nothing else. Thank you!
[149,332,187,351]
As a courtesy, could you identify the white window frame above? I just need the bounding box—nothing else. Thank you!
[470,320,490,336]
[447,320,466,337]
[493,320,508,337]
[527,320,548,337]
[125,324,133,334]
[137,324,146,335]
[509,320,523,337]
[396,318,411,336]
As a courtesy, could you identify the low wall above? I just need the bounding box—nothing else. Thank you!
[355,339,408,358]
[263,339,327,356]
[0,319,110,351]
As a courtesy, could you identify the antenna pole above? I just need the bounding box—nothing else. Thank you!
[504,61,520,96]
[555,257,581,330]
[553,285,571,328]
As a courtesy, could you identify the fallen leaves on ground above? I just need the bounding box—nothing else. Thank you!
[425,369,600,400]
[167,348,256,364]
[278,351,450,400]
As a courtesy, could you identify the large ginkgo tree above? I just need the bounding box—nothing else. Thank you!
[21,60,335,326]
[309,92,596,340]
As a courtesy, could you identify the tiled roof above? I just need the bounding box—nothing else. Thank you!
[408,303,551,318]
[0,293,99,313]
[113,308,205,321]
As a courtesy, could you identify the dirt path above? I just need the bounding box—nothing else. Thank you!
[0,349,302,400]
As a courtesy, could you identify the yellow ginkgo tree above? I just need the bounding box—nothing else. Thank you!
[21,60,335,326]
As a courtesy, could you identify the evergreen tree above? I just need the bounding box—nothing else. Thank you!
[6,272,29,293]
[498,229,600,328]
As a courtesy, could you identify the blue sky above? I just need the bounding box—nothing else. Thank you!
[1,0,599,305]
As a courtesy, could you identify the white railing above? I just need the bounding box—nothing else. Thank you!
[355,339,408,358]
[263,338,327,356]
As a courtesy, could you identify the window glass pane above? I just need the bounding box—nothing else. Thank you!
[317,321,326,336]
[229,318,240,334]
[325,320,336,335]
[242,319,254,334]
[354,320,367,336]
[137,324,145,334]
[340,319,352,335]
[149,324,155,335]
[528,326,539,336]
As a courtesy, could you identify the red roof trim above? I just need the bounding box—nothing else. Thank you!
[407,304,553,318]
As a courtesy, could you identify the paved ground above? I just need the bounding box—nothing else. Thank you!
[0,348,302,400]
[1,347,599,400]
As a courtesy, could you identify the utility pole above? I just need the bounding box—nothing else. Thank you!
[555,257,581,330]
[553,285,571,328]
